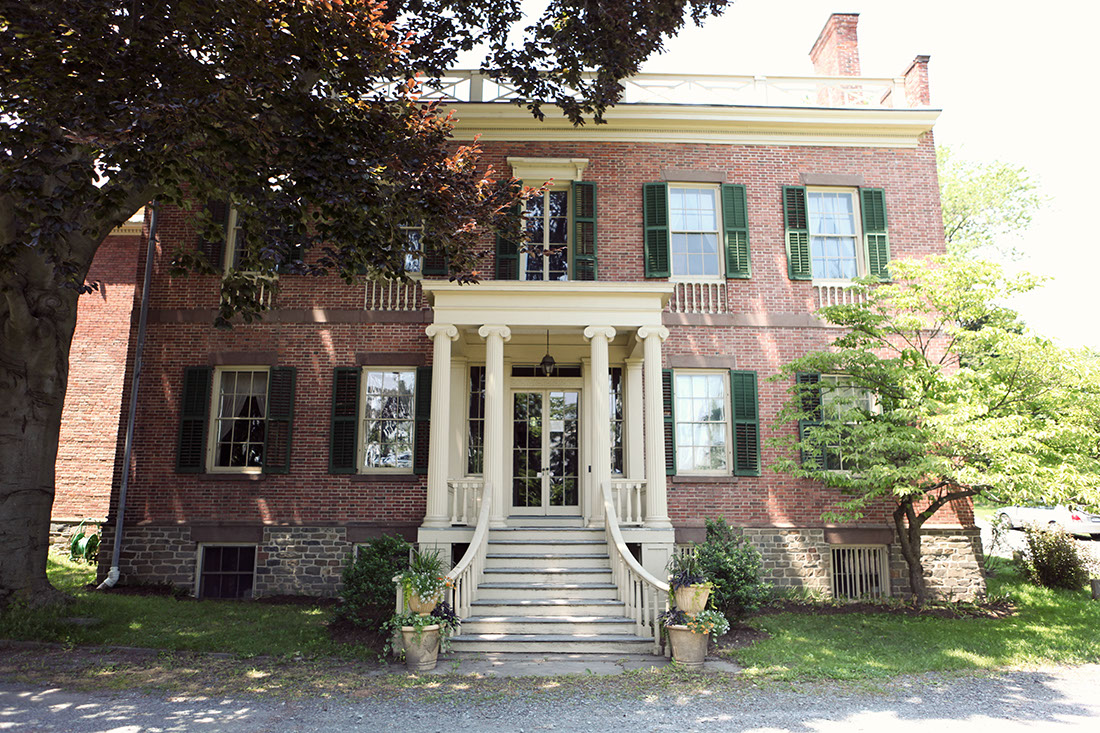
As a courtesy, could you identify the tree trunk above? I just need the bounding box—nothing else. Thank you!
[0,275,81,609]
[893,503,928,606]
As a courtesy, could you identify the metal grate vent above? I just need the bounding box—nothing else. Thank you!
[831,545,888,600]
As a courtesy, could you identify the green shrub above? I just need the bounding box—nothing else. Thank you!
[337,534,410,630]
[696,518,771,620]
[1017,524,1088,591]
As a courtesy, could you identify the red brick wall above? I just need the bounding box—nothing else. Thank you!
[54,232,142,520]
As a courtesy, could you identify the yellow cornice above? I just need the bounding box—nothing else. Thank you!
[448,103,939,148]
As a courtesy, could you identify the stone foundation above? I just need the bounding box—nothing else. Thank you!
[889,527,986,601]
[49,519,103,552]
[741,528,831,594]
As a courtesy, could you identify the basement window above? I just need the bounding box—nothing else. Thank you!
[198,545,256,600]
[830,545,888,600]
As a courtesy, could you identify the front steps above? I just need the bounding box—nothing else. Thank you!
[449,525,656,654]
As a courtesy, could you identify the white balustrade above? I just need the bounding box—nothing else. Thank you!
[364,279,423,311]
[445,483,492,619]
[602,481,669,655]
[610,479,646,526]
[447,479,484,527]
[814,283,869,309]
[668,280,727,314]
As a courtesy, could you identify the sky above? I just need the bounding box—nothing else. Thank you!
[635,0,1100,349]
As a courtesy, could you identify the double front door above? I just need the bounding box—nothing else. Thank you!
[511,388,580,515]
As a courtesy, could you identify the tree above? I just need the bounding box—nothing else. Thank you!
[771,257,1100,605]
[0,0,731,607]
[937,145,1044,261]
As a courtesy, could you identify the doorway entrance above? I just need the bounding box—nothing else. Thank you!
[511,389,581,515]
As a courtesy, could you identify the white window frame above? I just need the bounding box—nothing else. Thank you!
[222,207,277,307]
[206,366,270,474]
[358,367,418,474]
[520,184,572,282]
[401,225,424,278]
[807,187,864,284]
[819,375,878,472]
[673,369,732,476]
[668,184,724,282]
[194,543,258,599]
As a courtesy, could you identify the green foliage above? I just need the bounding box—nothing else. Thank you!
[336,534,410,630]
[660,607,730,640]
[396,547,451,607]
[695,518,771,620]
[1017,525,1089,591]
[385,602,461,656]
[937,146,1045,261]
[665,548,707,590]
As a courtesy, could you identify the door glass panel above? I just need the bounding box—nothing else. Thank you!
[512,392,542,507]
[547,391,579,507]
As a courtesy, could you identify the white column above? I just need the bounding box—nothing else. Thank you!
[478,325,511,527]
[624,357,645,481]
[424,324,459,528]
[638,325,672,529]
[584,326,616,527]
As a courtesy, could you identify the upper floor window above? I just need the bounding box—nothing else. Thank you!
[808,190,860,280]
[784,186,890,282]
[643,182,750,280]
[669,186,722,279]
[522,188,571,281]
[402,226,424,276]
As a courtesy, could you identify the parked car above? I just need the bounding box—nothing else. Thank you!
[996,505,1100,539]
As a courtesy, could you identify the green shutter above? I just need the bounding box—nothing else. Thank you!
[721,184,751,279]
[662,369,676,475]
[197,200,229,270]
[177,367,212,473]
[643,182,670,278]
[783,186,812,280]
[262,367,296,474]
[861,188,890,280]
[730,370,761,476]
[795,372,824,469]
[571,181,597,281]
[329,367,360,474]
[422,235,448,276]
[495,203,522,280]
[413,366,433,475]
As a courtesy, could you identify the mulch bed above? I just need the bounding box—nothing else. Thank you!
[326,617,388,655]
[715,624,772,650]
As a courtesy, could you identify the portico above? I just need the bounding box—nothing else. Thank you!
[417,281,676,578]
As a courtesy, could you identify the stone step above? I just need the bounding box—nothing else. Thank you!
[490,527,605,542]
[486,540,608,554]
[476,581,619,600]
[482,567,612,583]
[485,553,610,569]
[470,598,626,616]
[448,633,655,654]
[460,615,638,636]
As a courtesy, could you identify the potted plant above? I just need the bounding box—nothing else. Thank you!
[660,608,730,668]
[387,601,460,672]
[666,549,712,614]
[395,547,452,615]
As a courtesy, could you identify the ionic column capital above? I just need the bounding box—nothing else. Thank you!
[637,325,669,342]
[478,324,512,342]
[583,325,616,342]
[425,323,459,341]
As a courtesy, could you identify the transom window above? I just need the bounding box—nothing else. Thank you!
[674,371,729,473]
[361,369,416,471]
[522,188,570,281]
[808,190,861,280]
[670,186,722,278]
[211,368,268,470]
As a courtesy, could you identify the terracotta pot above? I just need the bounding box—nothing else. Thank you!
[666,625,708,668]
[407,592,440,615]
[401,624,441,672]
[674,584,711,615]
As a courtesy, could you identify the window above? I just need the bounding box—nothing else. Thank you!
[670,186,722,278]
[198,545,256,600]
[468,366,485,475]
[495,180,597,281]
[361,369,417,471]
[783,186,889,282]
[674,372,730,474]
[643,182,750,279]
[610,367,624,475]
[402,226,424,276]
[797,373,876,471]
[210,368,269,470]
[831,545,889,599]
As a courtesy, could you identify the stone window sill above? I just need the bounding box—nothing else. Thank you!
[670,475,736,484]
[197,473,267,482]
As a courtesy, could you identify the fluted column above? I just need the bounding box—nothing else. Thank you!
[584,326,615,526]
[638,325,672,528]
[423,324,459,527]
[478,324,512,527]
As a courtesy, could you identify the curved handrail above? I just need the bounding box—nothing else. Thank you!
[601,481,669,654]
[445,481,492,619]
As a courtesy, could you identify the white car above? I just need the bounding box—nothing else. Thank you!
[996,505,1100,540]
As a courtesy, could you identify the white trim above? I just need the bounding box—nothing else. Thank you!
[507,157,588,183]
[206,366,270,474]
[672,369,733,476]
[667,183,724,281]
[357,366,418,474]
[807,186,865,284]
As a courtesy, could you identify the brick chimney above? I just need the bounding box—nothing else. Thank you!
[902,54,931,106]
[810,13,861,77]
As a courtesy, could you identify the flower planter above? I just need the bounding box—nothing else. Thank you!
[666,625,708,668]
[401,624,441,671]
[674,584,711,615]
[407,592,441,615]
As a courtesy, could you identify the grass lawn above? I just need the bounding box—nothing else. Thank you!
[728,561,1100,680]
[0,554,365,659]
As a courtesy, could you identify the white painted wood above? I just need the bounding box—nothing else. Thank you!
[424,324,458,527]
[638,326,672,529]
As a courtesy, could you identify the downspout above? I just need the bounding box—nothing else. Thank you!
[98,202,158,590]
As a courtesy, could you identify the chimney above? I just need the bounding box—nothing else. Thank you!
[902,55,931,106]
[809,13,861,77]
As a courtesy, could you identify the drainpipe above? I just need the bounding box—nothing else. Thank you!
[98,202,158,590]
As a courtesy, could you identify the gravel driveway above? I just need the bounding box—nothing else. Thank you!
[4,665,1100,732]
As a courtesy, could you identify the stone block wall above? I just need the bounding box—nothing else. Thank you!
[258,527,353,596]
[889,528,986,601]
[741,528,831,594]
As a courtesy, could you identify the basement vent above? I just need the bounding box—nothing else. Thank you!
[830,545,888,600]
[198,545,256,600]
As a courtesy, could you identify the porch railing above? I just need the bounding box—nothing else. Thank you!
[667,280,727,314]
[610,479,646,526]
[814,283,869,309]
[365,279,424,311]
[448,479,484,526]
[601,481,669,655]
[445,479,492,619]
